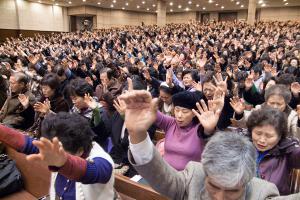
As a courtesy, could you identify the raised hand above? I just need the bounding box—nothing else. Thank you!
[113,97,126,116]
[213,73,228,94]
[192,81,202,92]
[297,105,300,119]
[192,99,221,135]
[230,96,245,115]
[166,68,174,87]
[18,94,29,109]
[33,100,51,114]
[26,137,67,167]
[291,82,300,97]
[119,78,158,144]
[84,93,98,109]
[212,87,225,112]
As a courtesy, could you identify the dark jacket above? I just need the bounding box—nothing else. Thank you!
[258,137,300,195]
[0,90,36,130]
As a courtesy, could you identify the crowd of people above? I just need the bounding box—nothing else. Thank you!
[0,20,300,199]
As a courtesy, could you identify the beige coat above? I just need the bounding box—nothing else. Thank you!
[129,146,300,200]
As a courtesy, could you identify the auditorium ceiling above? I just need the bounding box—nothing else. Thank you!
[26,0,300,12]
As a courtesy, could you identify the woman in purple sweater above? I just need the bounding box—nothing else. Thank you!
[247,107,300,195]
[154,90,223,170]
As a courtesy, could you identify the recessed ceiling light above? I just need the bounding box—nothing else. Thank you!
[55,3,58,5]
[110,4,114,7]
[97,2,100,5]
[142,1,145,4]
[178,5,182,8]
[188,1,192,4]
[113,0,116,3]
[169,2,173,6]
[125,2,129,6]
[196,4,200,7]
[284,2,289,5]
[236,1,240,5]
[261,3,266,6]
[203,7,206,10]
[122,7,125,9]
[82,0,86,2]
[221,6,224,9]
[258,0,263,4]
[152,4,156,7]
[241,5,244,7]
[170,9,173,12]
[38,0,41,3]
[208,0,213,3]
[215,3,219,6]
[283,0,287,1]
[68,1,72,4]
[185,7,189,11]
[146,8,149,11]
[137,5,140,8]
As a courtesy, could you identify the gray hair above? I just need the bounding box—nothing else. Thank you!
[201,132,256,188]
[12,72,29,85]
[264,84,291,104]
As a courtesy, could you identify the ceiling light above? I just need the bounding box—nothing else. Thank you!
[170,9,173,12]
[258,0,263,4]
[169,2,173,6]
[283,0,287,1]
[110,4,114,7]
[284,2,288,5]
[178,5,182,8]
[208,0,213,3]
[203,7,206,10]
[38,0,41,3]
[152,4,156,7]
[113,0,116,3]
[188,1,192,4]
[241,5,244,7]
[55,3,58,5]
[215,3,219,6]
[68,1,72,4]
[221,6,224,9]
[82,0,86,2]
[142,1,145,4]
[125,2,129,6]
[261,3,266,6]
[236,1,240,5]
[146,8,149,10]
[196,4,200,7]
[185,7,189,11]
[137,5,140,8]
[122,7,125,9]
[97,2,100,5]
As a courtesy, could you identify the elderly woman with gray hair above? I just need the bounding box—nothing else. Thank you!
[231,84,300,139]
[118,87,300,200]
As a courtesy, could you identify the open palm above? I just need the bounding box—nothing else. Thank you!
[192,100,221,134]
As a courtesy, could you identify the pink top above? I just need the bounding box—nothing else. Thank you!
[155,111,205,171]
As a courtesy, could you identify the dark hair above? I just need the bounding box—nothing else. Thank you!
[181,69,199,82]
[202,71,216,85]
[41,73,60,90]
[246,107,288,139]
[52,64,65,77]
[275,73,295,86]
[41,112,95,154]
[159,85,173,95]
[67,78,94,97]
[100,67,114,80]
[252,65,262,76]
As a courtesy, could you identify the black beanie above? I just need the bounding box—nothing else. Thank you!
[172,91,203,110]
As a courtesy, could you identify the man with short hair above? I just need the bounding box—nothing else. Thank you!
[0,72,35,130]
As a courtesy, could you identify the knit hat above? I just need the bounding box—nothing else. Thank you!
[172,91,203,110]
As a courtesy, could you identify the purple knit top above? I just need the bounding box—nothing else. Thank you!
[155,111,205,171]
